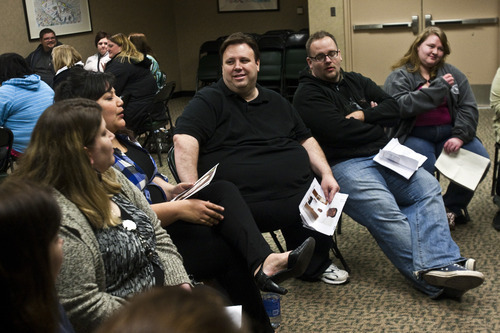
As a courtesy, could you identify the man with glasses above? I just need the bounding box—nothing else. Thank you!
[293,30,485,299]
[174,32,350,286]
[26,28,61,87]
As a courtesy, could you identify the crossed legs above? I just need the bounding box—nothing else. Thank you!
[332,156,465,297]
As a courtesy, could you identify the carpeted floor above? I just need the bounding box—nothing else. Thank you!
[159,97,499,333]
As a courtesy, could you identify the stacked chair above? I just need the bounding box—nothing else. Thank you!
[139,81,176,166]
[257,34,286,94]
[282,31,309,101]
[196,40,222,91]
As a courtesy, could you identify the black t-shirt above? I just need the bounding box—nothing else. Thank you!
[175,79,314,203]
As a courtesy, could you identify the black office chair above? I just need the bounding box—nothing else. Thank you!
[283,32,309,101]
[263,29,293,39]
[0,127,14,180]
[139,81,176,166]
[196,40,222,91]
[257,35,286,94]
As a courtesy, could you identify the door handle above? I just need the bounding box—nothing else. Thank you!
[353,15,419,35]
[425,14,499,27]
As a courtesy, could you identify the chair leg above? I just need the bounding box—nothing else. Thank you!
[492,144,499,196]
[269,231,285,253]
[331,232,350,273]
[154,131,163,167]
[463,207,471,222]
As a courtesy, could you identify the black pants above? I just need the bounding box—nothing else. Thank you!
[166,181,274,333]
[247,190,333,280]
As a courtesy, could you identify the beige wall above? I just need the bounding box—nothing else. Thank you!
[308,0,500,75]
[0,0,180,88]
[0,0,308,92]
[308,0,500,104]
[173,0,308,90]
[308,0,349,68]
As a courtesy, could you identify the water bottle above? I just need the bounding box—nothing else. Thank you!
[262,292,281,329]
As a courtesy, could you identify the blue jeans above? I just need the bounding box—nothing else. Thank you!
[404,125,490,214]
[332,156,465,297]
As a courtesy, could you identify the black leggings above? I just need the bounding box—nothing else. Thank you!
[165,180,274,333]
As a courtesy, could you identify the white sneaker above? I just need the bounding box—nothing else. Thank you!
[464,258,476,271]
[320,263,349,285]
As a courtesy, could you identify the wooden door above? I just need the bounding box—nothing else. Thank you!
[348,0,499,90]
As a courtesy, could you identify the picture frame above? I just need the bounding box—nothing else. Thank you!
[217,0,279,13]
[23,0,92,40]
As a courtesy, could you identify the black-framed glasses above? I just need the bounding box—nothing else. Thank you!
[309,50,340,62]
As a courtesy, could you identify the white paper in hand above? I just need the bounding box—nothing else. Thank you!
[299,178,348,236]
[435,148,490,191]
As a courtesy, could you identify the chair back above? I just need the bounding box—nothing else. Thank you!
[197,40,222,90]
[283,32,309,100]
[152,80,176,129]
[257,35,286,94]
[263,29,293,40]
[167,146,181,183]
[154,81,176,105]
[0,127,13,173]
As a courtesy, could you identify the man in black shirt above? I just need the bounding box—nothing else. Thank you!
[174,32,349,284]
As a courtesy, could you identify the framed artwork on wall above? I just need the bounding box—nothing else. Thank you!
[217,0,279,13]
[23,0,92,40]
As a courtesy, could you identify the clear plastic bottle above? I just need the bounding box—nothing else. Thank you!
[262,292,281,329]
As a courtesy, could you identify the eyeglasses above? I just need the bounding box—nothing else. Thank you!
[309,50,340,62]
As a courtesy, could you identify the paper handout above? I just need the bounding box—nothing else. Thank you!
[172,164,219,201]
[374,138,427,179]
[299,178,348,236]
[225,305,242,328]
[435,148,490,191]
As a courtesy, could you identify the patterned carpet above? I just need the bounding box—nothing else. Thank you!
[159,98,499,333]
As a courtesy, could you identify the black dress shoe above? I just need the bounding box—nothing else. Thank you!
[254,265,288,295]
[254,237,316,295]
[271,237,316,284]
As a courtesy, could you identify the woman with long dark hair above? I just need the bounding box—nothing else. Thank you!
[0,179,74,333]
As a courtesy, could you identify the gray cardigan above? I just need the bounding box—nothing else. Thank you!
[54,168,190,333]
[384,63,479,144]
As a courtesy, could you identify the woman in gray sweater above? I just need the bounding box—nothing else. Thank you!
[384,26,489,229]
[13,98,191,332]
